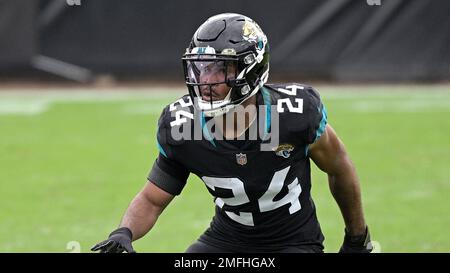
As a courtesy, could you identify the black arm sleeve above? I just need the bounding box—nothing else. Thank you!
[147,105,190,195]
[148,154,190,195]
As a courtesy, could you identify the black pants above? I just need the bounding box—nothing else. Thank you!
[185,240,324,253]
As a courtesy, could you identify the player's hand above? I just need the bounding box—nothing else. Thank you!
[91,227,136,253]
[339,226,373,253]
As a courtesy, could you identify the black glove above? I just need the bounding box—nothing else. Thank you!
[339,226,373,253]
[91,227,136,253]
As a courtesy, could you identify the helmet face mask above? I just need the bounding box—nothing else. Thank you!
[182,13,270,117]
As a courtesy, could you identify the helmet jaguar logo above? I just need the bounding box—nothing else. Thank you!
[273,144,295,159]
[242,21,264,44]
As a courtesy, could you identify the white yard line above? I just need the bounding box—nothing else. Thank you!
[0,86,449,115]
[349,99,450,113]
[0,88,184,115]
[0,85,448,100]
[0,88,185,101]
[0,100,49,115]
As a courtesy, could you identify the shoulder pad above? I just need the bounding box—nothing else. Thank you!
[265,83,325,135]
[157,95,196,146]
[267,83,311,99]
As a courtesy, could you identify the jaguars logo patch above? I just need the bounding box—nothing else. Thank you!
[273,144,295,159]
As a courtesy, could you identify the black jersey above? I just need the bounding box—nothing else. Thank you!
[148,83,327,251]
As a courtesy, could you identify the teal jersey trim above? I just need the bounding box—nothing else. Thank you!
[315,104,328,141]
[157,139,168,158]
[305,104,328,157]
[201,112,217,147]
[261,87,271,138]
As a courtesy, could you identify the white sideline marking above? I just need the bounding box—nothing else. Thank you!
[400,190,433,200]
[0,89,184,115]
[0,88,449,115]
[0,100,49,115]
[349,99,450,112]
[122,104,167,115]
[0,90,184,101]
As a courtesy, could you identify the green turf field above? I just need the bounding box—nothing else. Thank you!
[0,84,449,253]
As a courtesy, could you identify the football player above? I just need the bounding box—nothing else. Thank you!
[92,13,372,253]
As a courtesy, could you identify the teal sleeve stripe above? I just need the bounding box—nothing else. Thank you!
[157,139,168,158]
[315,104,328,141]
[201,112,217,147]
[261,87,271,135]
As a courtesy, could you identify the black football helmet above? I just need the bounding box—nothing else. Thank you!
[182,13,270,117]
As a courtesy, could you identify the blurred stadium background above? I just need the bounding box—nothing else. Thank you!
[0,0,449,253]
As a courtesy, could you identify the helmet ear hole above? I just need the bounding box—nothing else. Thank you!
[240,85,250,95]
[243,54,255,65]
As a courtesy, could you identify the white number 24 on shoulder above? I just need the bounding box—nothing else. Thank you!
[277,85,304,113]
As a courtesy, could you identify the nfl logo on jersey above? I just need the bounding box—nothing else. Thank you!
[236,153,247,165]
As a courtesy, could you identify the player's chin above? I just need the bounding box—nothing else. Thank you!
[201,95,219,101]
[200,86,228,102]
[201,91,222,101]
